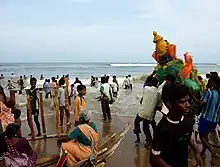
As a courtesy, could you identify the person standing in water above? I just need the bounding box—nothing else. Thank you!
[113,75,119,91]
[100,76,113,121]
[111,77,118,98]
[26,77,41,136]
[123,76,129,89]
[73,85,86,126]
[50,77,57,108]
[128,74,133,90]
[150,83,202,167]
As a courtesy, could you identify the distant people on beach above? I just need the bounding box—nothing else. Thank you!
[0,74,3,86]
[26,77,41,136]
[56,75,59,79]
[128,74,132,90]
[23,75,27,80]
[18,76,24,95]
[0,74,4,79]
[40,74,44,80]
[10,73,15,80]
[111,77,119,98]
[113,75,119,90]
[90,76,95,87]
[94,77,99,88]
[5,80,15,90]
[50,77,57,108]
[122,76,129,89]
[43,79,51,99]
[74,77,82,85]
[100,76,113,121]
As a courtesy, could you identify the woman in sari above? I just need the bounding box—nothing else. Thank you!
[0,86,14,132]
[58,109,99,166]
[4,123,37,167]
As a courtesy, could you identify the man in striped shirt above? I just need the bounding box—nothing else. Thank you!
[199,78,220,156]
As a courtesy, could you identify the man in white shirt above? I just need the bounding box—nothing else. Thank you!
[133,77,162,147]
[123,76,129,89]
[128,74,132,90]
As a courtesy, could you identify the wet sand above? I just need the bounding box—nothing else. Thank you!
[20,111,220,167]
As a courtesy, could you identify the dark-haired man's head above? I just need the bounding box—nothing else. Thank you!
[165,74,176,84]
[30,77,37,89]
[14,109,21,119]
[126,76,128,78]
[210,72,219,80]
[113,75,116,79]
[101,77,105,84]
[59,78,65,86]
[128,74,131,77]
[77,85,86,96]
[151,77,159,87]
[162,83,190,115]
[206,73,211,79]
[52,77,56,82]
[198,76,203,81]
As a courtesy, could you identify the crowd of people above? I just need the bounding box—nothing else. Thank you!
[134,71,220,167]
[0,70,220,166]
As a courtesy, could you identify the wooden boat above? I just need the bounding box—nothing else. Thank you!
[36,123,131,167]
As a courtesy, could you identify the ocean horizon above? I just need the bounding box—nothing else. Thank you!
[0,62,219,83]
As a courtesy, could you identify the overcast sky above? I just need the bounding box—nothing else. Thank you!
[0,0,220,63]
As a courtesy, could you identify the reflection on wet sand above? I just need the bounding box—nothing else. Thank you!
[134,146,141,167]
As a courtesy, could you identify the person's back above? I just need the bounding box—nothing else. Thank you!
[200,89,220,122]
[58,86,65,107]
[44,82,51,94]
[139,86,160,121]
[111,82,118,93]
[100,83,110,98]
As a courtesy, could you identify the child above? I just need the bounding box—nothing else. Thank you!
[73,85,86,126]
[58,78,70,133]
[133,77,161,147]
[14,109,22,137]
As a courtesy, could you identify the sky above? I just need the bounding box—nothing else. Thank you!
[0,0,220,63]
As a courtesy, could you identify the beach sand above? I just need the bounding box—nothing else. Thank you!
[21,113,220,167]
[2,78,220,167]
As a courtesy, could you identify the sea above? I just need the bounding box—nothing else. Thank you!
[1,62,220,84]
[1,62,220,120]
